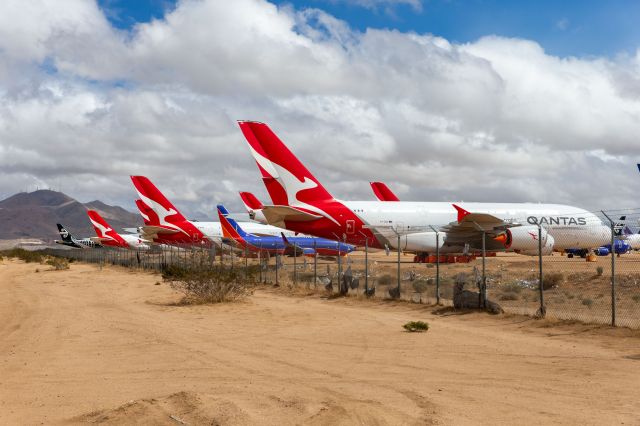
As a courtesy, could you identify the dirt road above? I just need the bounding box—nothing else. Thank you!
[1,259,639,425]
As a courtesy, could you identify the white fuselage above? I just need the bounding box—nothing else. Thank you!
[190,220,298,242]
[623,234,640,250]
[341,201,610,251]
[121,234,151,250]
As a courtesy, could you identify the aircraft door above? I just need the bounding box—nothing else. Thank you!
[346,220,355,234]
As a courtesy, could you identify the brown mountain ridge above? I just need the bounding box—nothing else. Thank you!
[0,190,141,240]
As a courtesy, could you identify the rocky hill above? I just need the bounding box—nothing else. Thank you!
[0,190,140,240]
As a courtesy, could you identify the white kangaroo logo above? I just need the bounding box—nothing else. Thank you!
[90,218,117,242]
[136,190,190,236]
[247,145,340,226]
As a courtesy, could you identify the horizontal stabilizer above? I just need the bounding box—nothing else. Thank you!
[140,225,182,235]
[261,205,322,228]
[90,237,111,243]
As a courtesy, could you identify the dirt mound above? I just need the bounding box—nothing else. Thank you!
[73,391,249,425]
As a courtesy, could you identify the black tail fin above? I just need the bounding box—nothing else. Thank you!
[57,223,73,242]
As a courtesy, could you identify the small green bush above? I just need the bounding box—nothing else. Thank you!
[581,298,593,308]
[632,295,640,303]
[596,266,604,276]
[403,321,429,332]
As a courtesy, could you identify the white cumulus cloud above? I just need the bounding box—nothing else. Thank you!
[0,0,639,221]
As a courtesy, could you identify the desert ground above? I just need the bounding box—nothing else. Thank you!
[1,258,639,425]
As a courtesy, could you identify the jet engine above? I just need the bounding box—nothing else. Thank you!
[494,226,554,256]
[399,231,446,252]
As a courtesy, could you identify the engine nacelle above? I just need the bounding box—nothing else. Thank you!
[500,226,554,256]
[594,247,610,256]
[398,231,446,252]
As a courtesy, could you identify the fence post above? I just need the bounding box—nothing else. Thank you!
[429,225,440,305]
[313,240,317,288]
[364,238,369,295]
[537,224,546,318]
[481,231,486,308]
[396,232,401,299]
[602,212,616,327]
[611,222,616,327]
[293,244,297,287]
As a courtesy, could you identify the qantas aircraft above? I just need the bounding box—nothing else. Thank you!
[237,121,611,256]
[131,176,298,247]
[55,223,100,249]
[217,205,354,256]
[87,210,150,250]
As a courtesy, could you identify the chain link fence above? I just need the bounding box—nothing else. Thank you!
[43,218,640,329]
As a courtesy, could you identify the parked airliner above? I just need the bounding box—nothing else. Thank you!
[238,121,611,256]
[55,223,100,249]
[218,205,354,256]
[131,176,299,247]
[87,210,150,250]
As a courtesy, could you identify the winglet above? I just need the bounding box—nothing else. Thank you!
[452,204,471,223]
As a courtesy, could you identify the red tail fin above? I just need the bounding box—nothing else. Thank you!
[370,182,400,202]
[239,192,264,210]
[135,199,153,225]
[238,121,334,206]
[87,210,127,246]
[130,176,188,225]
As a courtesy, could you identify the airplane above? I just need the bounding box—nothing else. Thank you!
[130,175,299,248]
[87,210,150,250]
[370,182,400,202]
[237,120,611,257]
[217,205,355,257]
[239,191,268,224]
[55,223,100,249]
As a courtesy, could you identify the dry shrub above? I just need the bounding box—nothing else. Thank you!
[543,272,564,290]
[499,293,519,301]
[377,274,392,286]
[162,265,253,304]
[412,279,430,294]
[1,248,45,263]
[46,257,70,271]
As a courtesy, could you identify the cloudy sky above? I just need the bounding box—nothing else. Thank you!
[1,0,640,219]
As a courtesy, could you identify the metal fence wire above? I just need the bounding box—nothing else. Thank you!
[44,220,640,329]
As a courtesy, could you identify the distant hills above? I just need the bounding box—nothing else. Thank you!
[0,190,140,240]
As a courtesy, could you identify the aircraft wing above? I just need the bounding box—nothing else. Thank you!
[89,237,112,243]
[440,205,518,246]
[139,225,182,236]
[261,205,322,228]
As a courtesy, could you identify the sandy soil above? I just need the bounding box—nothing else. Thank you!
[1,259,639,425]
